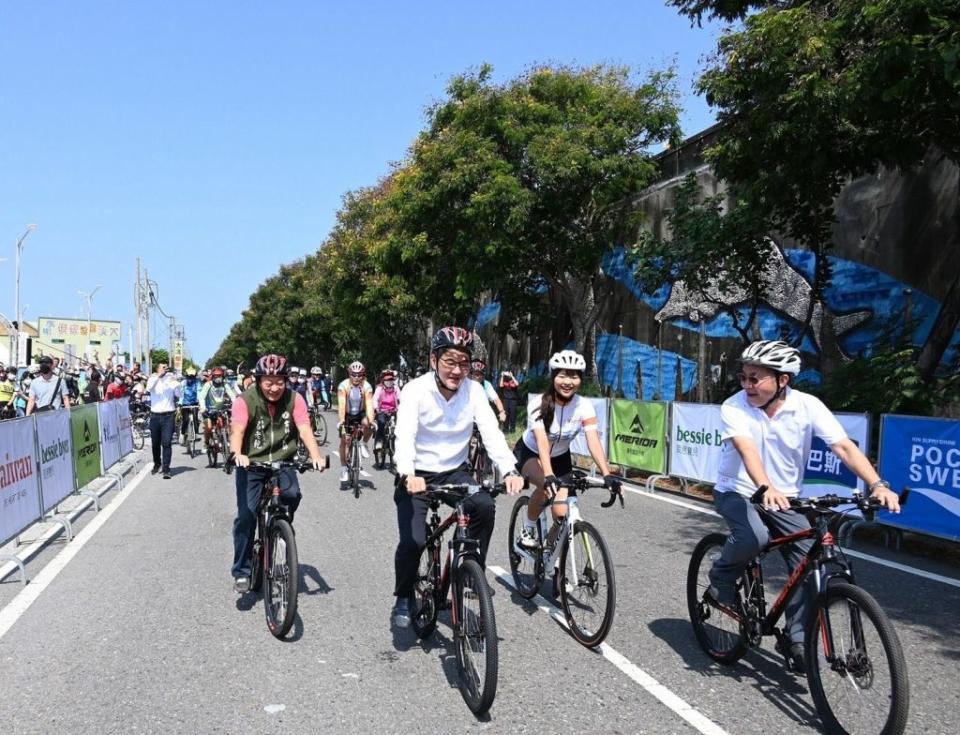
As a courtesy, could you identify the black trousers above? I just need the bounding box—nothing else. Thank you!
[150,411,175,470]
[393,465,495,598]
[502,398,518,432]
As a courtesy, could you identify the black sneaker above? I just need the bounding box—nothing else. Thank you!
[162,469,171,479]
[789,642,806,673]
[151,464,161,475]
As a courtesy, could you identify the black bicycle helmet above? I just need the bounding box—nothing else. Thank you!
[431,326,474,356]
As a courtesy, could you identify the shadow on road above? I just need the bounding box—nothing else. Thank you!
[299,564,334,595]
[649,616,819,728]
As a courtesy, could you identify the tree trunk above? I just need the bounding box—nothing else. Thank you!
[555,272,603,381]
[918,271,960,381]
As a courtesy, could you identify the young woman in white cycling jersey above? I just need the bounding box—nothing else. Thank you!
[515,350,620,548]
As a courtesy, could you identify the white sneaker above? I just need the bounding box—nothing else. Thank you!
[339,467,349,483]
[360,442,370,459]
[517,524,540,550]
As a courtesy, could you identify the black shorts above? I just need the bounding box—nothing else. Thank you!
[512,438,573,477]
[344,412,366,431]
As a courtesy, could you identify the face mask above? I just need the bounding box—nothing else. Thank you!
[187,376,196,382]
[298,377,306,384]
[213,378,224,386]
[384,381,394,389]
[40,364,52,375]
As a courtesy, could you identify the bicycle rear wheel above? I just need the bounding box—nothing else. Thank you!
[805,581,909,735]
[412,543,440,639]
[265,518,299,639]
[187,418,197,458]
[454,558,498,716]
[351,439,361,498]
[249,536,263,593]
[507,496,543,599]
[687,533,749,664]
[558,520,615,647]
[221,426,233,474]
[207,442,219,468]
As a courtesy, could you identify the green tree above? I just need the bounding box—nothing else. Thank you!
[671,0,960,377]
[380,63,682,374]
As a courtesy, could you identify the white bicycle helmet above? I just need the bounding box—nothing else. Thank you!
[740,340,801,376]
[310,366,322,376]
[548,350,587,372]
[348,361,366,377]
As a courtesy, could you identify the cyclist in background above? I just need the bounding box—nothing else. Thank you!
[514,350,620,549]
[0,368,16,419]
[470,359,507,424]
[309,366,329,409]
[229,354,327,593]
[707,340,900,671]
[179,367,202,439]
[337,361,375,483]
[391,327,524,628]
[200,367,237,449]
[373,369,400,455]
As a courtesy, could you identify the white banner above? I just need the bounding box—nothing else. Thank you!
[98,401,122,470]
[525,394,610,458]
[0,417,42,545]
[36,410,75,511]
[116,400,134,456]
[669,402,725,482]
[800,412,870,498]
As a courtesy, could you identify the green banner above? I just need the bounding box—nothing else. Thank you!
[608,400,667,472]
[71,405,102,489]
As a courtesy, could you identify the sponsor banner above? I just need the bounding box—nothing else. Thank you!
[608,400,667,473]
[801,413,870,498]
[36,410,75,511]
[0,417,42,545]
[71,405,102,489]
[525,394,610,458]
[173,339,184,371]
[879,415,960,540]
[116,400,134,456]
[99,401,122,470]
[669,402,724,483]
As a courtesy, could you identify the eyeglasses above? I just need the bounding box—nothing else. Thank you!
[737,372,774,386]
[438,356,470,372]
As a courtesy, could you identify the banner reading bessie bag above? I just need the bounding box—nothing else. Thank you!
[668,402,725,482]
[36,409,75,511]
[0,417,42,545]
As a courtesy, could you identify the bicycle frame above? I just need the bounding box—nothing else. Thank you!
[512,493,595,581]
[423,499,482,628]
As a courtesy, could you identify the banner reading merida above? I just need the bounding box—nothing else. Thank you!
[878,414,960,541]
[71,404,101,489]
[608,400,667,472]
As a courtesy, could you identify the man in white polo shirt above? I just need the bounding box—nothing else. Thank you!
[390,326,524,628]
[708,340,900,671]
[146,362,181,479]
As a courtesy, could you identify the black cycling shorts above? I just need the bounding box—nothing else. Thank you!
[512,438,573,478]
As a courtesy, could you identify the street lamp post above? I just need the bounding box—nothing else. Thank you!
[13,224,37,366]
[78,284,103,360]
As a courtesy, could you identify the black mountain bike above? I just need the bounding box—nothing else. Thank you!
[373,412,397,470]
[246,459,326,639]
[687,488,911,735]
[412,482,507,716]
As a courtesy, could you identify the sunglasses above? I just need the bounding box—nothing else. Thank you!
[737,372,775,386]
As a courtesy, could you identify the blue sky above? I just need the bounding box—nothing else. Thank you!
[1,1,722,364]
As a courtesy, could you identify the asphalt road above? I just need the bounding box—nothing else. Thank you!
[1,431,958,734]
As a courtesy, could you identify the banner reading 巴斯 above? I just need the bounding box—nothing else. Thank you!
[878,414,960,540]
[71,404,101,489]
[668,402,724,483]
[0,417,42,545]
[36,409,75,511]
[800,412,870,498]
[98,401,121,470]
[608,400,667,472]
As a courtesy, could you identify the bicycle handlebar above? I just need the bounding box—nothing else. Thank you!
[541,469,624,509]
[749,486,910,514]
[245,456,332,473]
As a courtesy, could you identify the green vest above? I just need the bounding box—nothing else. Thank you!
[240,388,299,463]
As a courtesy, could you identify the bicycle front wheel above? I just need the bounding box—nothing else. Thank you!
[265,519,299,639]
[805,581,909,735]
[454,558,498,716]
[132,423,145,450]
[187,419,197,458]
[314,413,327,445]
[351,440,361,498]
[506,495,543,599]
[687,533,749,664]
[558,520,615,647]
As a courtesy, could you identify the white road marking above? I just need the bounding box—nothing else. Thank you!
[0,463,153,641]
[488,565,730,735]
[622,482,960,588]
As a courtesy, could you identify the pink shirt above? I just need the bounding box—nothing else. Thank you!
[373,385,399,413]
[232,391,310,430]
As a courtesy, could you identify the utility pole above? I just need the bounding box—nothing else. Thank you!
[135,258,143,368]
[144,268,151,374]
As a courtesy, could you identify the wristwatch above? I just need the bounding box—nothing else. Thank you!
[868,479,891,492]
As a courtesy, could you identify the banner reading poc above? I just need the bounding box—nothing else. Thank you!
[608,400,667,472]
[879,415,960,540]
[71,404,102,489]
